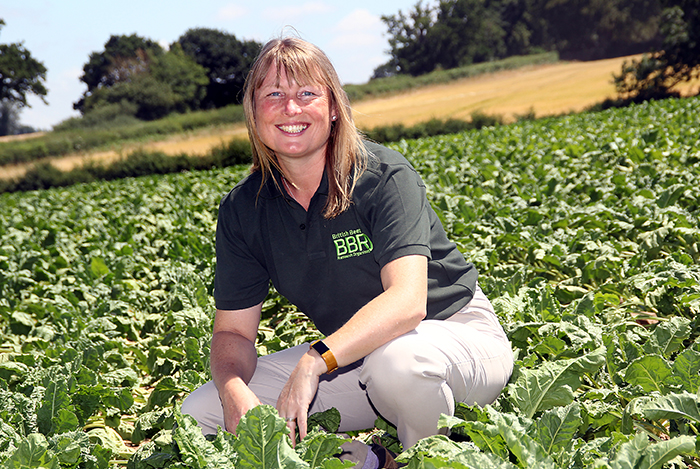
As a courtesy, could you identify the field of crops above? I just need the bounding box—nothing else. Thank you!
[1,95,699,468]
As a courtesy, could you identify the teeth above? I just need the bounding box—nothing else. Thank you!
[279,124,307,134]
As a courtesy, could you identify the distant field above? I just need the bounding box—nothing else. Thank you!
[353,55,633,127]
[2,55,699,180]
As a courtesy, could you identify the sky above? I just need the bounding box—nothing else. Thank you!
[2,0,417,130]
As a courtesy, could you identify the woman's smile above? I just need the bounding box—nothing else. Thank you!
[255,67,336,163]
[277,123,309,134]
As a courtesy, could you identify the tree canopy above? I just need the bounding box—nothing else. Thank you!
[176,28,261,109]
[614,0,700,100]
[376,0,663,77]
[0,19,48,135]
[75,34,208,120]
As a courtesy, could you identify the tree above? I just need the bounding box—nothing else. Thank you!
[429,0,508,69]
[75,34,208,120]
[74,34,164,114]
[176,28,261,108]
[613,0,699,101]
[379,1,439,76]
[81,45,208,120]
[535,0,662,60]
[0,19,48,135]
[375,0,664,78]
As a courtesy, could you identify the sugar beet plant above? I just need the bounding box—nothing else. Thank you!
[0,96,699,468]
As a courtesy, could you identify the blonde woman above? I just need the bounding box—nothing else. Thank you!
[182,37,513,463]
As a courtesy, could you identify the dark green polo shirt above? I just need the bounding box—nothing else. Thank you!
[214,142,478,335]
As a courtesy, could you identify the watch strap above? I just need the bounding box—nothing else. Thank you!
[310,339,338,374]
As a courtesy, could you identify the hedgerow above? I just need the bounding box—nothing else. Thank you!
[0,115,505,194]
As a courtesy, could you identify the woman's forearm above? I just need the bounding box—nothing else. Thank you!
[321,255,428,370]
[210,330,258,389]
[210,330,262,432]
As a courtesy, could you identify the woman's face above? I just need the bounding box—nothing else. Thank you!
[255,66,336,164]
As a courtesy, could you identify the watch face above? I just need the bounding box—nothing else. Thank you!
[311,340,337,373]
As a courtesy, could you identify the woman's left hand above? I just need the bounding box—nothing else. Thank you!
[276,350,326,445]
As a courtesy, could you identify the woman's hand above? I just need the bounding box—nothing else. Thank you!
[220,378,263,434]
[210,304,263,435]
[276,349,327,444]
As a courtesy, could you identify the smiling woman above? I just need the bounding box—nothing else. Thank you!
[181,36,513,467]
[252,67,336,208]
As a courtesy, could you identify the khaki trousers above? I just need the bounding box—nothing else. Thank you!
[181,287,513,448]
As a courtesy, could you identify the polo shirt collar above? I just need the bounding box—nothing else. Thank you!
[262,166,330,200]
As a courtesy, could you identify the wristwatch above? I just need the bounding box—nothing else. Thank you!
[310,339,338,374]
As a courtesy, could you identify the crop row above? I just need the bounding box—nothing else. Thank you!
[0,96,698,468]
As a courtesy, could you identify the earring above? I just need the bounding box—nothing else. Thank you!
[332,115,337,121]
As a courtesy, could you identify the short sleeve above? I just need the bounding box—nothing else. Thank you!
[364,162,432,268]
[213,192,270,310]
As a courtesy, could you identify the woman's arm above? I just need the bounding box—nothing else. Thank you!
[324,254,428,364]
[277,254,428,441]
[210,302,263,433]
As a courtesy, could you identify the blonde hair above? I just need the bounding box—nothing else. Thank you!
[242,36,368,219]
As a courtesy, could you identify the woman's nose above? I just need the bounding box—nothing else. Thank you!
[284,98,302,115]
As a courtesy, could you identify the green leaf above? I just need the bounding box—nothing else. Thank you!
[3,433,59,469]
[131,409,175,445]
[307,408,341,433]
[90,257,110,278]
[623,391,700,434]
[86,426,131,457]
[656,184,687,209]
[318,459,354,469]
[671,348,700,393]
[146,377,184,411]
[397,435,471,464]
[295,428,346,468]
[452,451,520,469]
[37,378,76,436]
[233,405,308,469]
[624,355,672,394]
[48,431,91,467]
[508,346,606,418]
[535,402,582,456]
[442,407,508,459]
[489,409,559,469]
[609,432,651,469]
[643,317,692,357]
[403,456,471,469]
[637,435,697,469]
[127,430,177,469]
[172,406,236,469]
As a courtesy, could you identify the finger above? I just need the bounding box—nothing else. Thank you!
[286,419,297,447]
[297,414,307,440]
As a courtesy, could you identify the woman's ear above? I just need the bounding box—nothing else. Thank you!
[330,102,339,123]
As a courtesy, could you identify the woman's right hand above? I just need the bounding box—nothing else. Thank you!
[220,380,262,433]
[210,304,264,434]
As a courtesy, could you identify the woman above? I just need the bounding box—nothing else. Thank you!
[181,36,513,451]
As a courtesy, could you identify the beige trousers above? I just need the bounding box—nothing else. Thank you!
[181,287,513,448]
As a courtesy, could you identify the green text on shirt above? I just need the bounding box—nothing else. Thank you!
[332,229,373,260]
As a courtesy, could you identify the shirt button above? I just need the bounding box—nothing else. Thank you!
[299,224,306,230]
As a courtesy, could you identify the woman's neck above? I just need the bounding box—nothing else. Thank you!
[278,155,325,210]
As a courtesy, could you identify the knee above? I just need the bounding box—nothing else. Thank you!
[179,381,223,435]
[360,334,446,405]
[180,391,200,420]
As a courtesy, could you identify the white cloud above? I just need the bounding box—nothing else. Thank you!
[323,9,388,83]
[216,3,249,21]
[330,9,385,48]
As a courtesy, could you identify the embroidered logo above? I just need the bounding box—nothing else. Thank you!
[332,229,373,260]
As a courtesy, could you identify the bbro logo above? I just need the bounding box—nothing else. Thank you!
[332,229,373,260]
